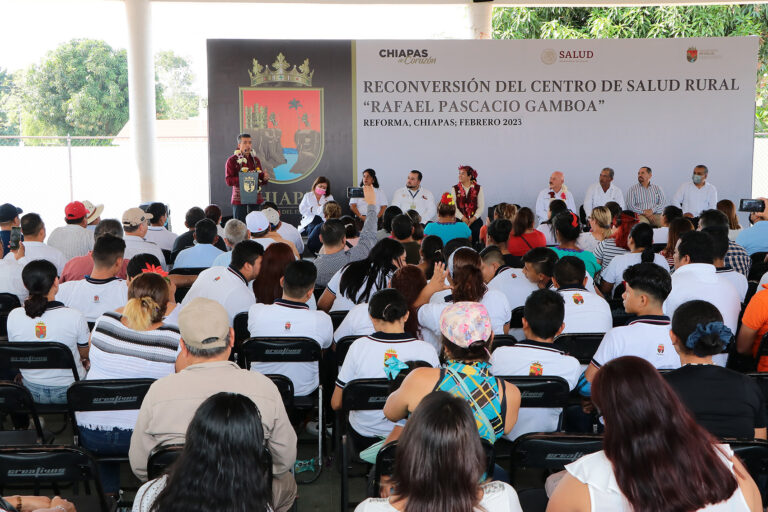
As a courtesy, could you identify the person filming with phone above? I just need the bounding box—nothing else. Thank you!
[735,197,768,255]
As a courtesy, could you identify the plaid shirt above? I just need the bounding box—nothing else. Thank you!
[626,182,666,215]
[725,240,751,277]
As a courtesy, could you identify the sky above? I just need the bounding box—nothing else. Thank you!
[0,0,472,95]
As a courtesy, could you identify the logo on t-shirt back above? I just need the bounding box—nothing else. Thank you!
[93,295,100,303]
[529,361,543,376]
[284,321,291,331]
[384,348,398,364]
[657,344,665,355]
[35,321,46,339]
[572,293,584,305]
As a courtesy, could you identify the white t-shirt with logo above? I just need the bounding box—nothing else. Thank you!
[419,289,511,340]
[557,288,613,334]
[355,481,523,512]
[180,266,256,326]
[716,267,748,303]
[247,299,333,396]
[490,341,581,441]
[55,276,128,322]
[7,302,88,386]
[5,241,67,276]
[600,252,670,291]
[487,267,538,310]
[334,302,375,342]
[336,333,439,438]
[591,316,681,371]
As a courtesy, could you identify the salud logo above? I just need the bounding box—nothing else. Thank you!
[240,53,324,184]
[686,47,698,63]
[541,49,557,65]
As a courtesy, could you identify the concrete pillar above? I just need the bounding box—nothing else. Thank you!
[125,0,156,201]
[469,2,494,40]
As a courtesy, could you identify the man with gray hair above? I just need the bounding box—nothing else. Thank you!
[584,167,625,214]
[129,297,297,511]
[535,171,577,222]
[60,219,129,282]
[211,218,249,268]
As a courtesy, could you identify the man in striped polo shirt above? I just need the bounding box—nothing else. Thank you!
[625,166,666,227]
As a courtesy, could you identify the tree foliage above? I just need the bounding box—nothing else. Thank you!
[155,50,200,120]
[493,5,768,130]
[0,68,18,136]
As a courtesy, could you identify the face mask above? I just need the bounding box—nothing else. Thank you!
[692,174,703,184]
[315,187,327,196]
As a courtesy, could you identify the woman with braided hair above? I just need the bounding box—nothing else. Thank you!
[452,165,485,245]
[423,192,471,245]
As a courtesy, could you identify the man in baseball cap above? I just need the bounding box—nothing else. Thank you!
[47,201,95,260]
[0,203,22,257]
[129,297,298,511]
[82,200,104,231]
[121,207,167,270]
[245,211,274,251]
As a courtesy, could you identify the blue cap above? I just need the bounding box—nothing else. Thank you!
[0,203,22,223]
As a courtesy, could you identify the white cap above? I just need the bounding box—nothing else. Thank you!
[245,211,269,234]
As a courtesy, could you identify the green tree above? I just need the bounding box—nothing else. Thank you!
[19,39,129,137]
[493,5,768,129]
[0,68,19,136]
[155,50,200,120]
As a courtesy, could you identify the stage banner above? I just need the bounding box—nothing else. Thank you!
[209,37,757,224]
[207,40,353,225]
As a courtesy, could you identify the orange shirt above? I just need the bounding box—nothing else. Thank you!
[743,287,768,371]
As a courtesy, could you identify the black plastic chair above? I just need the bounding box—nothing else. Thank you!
[339,378,391,512]
[0,342,80,418]
[0,293,20,340]
[241,336,325,483]
[147,443,185,481]
[232,311,249,364]
[67,379,155,463]
[553,333,605,365]
[168,267,207,276]
[0,445,116,512]
[0,383,52,445]
[313,286,325,301]
[330,310,349,331]
[335,335,360,368]
[509,432,603,486]
[491,334,518,352]
[510,306,525,329]
[265,374,294,412]
[652,243,667,253]
[161,249,172,266]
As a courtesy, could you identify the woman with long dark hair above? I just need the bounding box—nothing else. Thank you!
[318,238,405,312]
[593,210,639,275]
[599,222,670,296]
[535,199,568,246]
[7,259,88,404]
[416,235,444,280]
[133,392,272,512]
[298,175,333,233]
[547,356,762,512]
[357,391,523,512]
[551,211,600,278]
[507,206,546,257]
[666,300,766,440]
[717,199,743,240]
[661,217,694,267]
[350,169,387,221]
[253,242,316,308]
[452,165,485,245]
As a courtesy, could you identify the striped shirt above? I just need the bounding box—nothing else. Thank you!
[46,224,94,260]
[592,238,628,275]
[78,311,180,430]
[625,182,666,215]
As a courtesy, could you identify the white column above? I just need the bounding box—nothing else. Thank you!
[469,2,493,40]
[125,0,156,201]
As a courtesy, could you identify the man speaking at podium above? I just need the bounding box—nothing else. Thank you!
[225,133,270,222]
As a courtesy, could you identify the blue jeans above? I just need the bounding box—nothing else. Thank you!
[78,426,133,494]
[23,379,68,404]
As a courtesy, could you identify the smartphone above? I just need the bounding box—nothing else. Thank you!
[8,226,21,251]
[347,187,364,199]
[739,199,766,212]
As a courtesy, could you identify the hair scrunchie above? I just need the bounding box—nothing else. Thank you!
[685,321,733,355]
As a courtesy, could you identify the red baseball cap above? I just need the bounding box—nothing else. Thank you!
[64,201,89,220]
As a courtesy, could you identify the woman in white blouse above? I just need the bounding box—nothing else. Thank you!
[298,176,333,233]
[350,169,388,221]
[547,356,761,512]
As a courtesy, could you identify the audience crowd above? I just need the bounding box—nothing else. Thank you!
[1,162,768,512]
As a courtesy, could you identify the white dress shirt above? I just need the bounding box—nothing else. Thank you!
[4,241,67,276]
[180,266,256,326]
[583,183,625,213]
[390,187,437,222]
[350,189,388,216]
[0,257,28,303]
[535,188,577,222]
[123,235,167,270]
[672,181,718,216]
[144,226,178,252]
[298,192,334,231]
[276,222,304,254]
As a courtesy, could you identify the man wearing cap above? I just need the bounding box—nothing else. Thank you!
[60,219,129,282]
[263,201,304,254]
[0,203,23,257]
[180,240,263,325]
[245,211,275,251]
[143,202,177,252]
[121,208,167,270]
[47,201,95,260]
[226,133,270,222]
[82,200,104,232]
[5,213,67,275]
[129,297,297,511]
[172,219,223,269]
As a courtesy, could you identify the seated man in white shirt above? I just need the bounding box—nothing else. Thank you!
[212,219,249,268]
[246,211,299,258]
[389,170,437,222]
[143,202,177,252]
[0,242,28,303]
[247,260,333,397]
[583,167,625,214]
[535,171,577,222]
[122,207,167,270]
[703,224,748,302]
[490,289,581,440]
[8,213,67,275]
[262,201,304,255]
[172,219,223,269]
[480,246,537,313]
[586,262,680,384]
[664,231,741,341]
[552,256,612,334]
[671,164,718,218]
[180,240,263,326]
[56,234,128,323]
